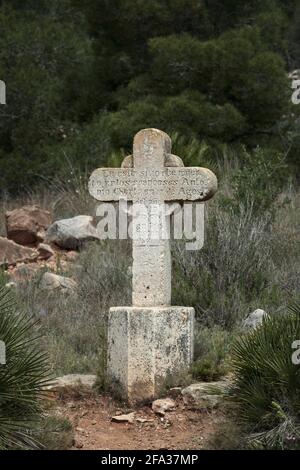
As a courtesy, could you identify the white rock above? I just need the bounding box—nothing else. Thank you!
[181,381,229,410]
[40,272,77,292]
[46,215,100,250]
[111,412,135,424]
[152,398,176,416]
[46,374,97,391]
[243,309,269,329]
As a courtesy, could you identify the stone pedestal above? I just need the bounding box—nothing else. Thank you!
[107,306,194,403]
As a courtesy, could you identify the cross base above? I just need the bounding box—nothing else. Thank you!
[107,306,194,403]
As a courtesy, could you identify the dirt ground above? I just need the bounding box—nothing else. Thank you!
[52,393,224,450]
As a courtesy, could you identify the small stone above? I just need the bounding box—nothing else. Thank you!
[181,381,229,410]
[243,309,269,329]
[37,243,54,260]
[111,412,135,424]
[46,374,97,392]
[91,420,97,425]
[76,427,85,434]
[152,398,176,416]
[5,281,17,289]
[39,272,77,292]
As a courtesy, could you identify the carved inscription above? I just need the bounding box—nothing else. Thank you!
[89,167,217,203]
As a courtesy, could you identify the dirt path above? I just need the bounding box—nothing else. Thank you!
[53,393,223,450]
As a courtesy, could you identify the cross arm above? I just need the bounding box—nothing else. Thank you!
[88,167,217,202]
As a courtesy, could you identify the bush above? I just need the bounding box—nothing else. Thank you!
[230,304,300,449]
[221,146,289,216]
[191,326,232,381]
[0,286,50,449]
[35,416,74,450]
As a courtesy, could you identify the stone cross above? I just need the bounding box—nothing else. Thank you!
[89,129,217,402]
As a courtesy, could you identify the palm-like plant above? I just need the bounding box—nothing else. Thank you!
[231,304,300,449]
[0,286,51,449]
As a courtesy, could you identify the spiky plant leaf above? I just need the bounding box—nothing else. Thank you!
[230,305,300,449]
[0,287,51,449]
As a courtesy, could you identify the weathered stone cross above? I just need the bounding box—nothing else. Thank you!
[89,129,217,402]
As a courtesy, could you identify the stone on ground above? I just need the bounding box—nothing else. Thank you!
[37,242,55,260]
[0,236,39,266]
[46,374,97,391]
[112,412,135,424]
[152,398,176,416]
[46,215,100,250]
[40,272,77,292]
[181,381,229,410]
[243,308,269,329]
[6,205,52,246]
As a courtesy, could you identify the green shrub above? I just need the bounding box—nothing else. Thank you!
[192,326,233,381]
[222,146,289,216]
[230,304,300,449]
[35,416,74,450]
[0,286,51,449]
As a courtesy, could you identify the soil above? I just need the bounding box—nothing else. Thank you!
[51,392,224,450]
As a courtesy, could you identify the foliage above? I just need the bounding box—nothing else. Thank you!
[0,285,51,449]
[35,415,74,450]
[221,146,289,216]
[0,0,298,192]
[230,304,300,449]
[192,326,232,381]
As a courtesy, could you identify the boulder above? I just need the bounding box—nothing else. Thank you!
[46,374,97,392]
[39,272,77,292]
[46,215,100,250]
[0,237,38,267]
[152,398,176,416]
[243,309,269,329]
[6,205,52,246]
[181,381,229,410]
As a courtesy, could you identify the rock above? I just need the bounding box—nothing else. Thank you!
[0,237,38,267]
[40,272,77,292]
[152,398,176,416]
[37,243,55,260]
[5,281,17,289]
[46,374,97,391]
[46,215,100,250]
[243,309,269,329]
[6,205,52,246]
[181,381,229,410]
[111,412,135,424]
